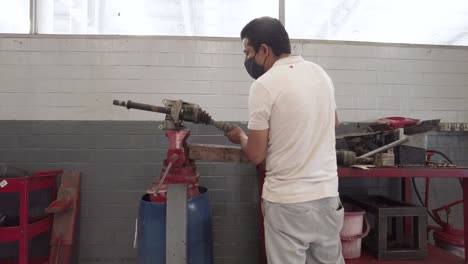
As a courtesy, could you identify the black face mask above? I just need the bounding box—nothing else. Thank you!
[244,53,266,79]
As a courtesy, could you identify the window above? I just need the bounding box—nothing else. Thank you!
[2,0,468,47]
[286,0,468,46]
[37,0,279,37]
[0,0,30,33]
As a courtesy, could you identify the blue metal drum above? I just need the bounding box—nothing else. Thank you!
[138,187,213,264]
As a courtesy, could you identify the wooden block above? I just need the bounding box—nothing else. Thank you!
[188,143,249,163]
[375,153,395,167]
[49,170,80,264]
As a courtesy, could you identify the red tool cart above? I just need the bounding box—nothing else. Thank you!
[0,170,61,264]
[0,169,80,264]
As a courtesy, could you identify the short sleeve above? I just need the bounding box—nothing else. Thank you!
[324,71,337,111]
[247,82,272,130]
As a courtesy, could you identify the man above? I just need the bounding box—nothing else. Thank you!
[225,17,344,264]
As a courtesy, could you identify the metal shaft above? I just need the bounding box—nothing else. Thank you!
[211,121,234,133]
[113,100,170,114]
[358,136,409,159]
[113,99,234,133]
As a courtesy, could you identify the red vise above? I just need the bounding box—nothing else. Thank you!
[149,129,200,203]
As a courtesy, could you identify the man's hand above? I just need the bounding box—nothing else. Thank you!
[225,126,268,164]
[225,125,246,144]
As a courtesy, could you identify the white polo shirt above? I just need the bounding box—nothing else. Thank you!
[248,55,338,204]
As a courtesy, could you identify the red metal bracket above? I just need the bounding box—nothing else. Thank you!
[0,169,62,264]
[45,197,73,214]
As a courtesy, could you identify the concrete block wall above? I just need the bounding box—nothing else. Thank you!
[1,35,468,263]
[1,36,468,122]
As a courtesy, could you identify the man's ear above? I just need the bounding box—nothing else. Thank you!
[259,44,269,56]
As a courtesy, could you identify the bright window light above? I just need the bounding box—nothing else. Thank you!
[37,0,278,37]
[286,0,468,46]
[0,0,30,33]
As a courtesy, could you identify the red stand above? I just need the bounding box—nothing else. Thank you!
[0,170,62,264]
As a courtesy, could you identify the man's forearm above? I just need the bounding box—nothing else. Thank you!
[240,133,255,163]
[235,129,267,164]
[239,134,263,164]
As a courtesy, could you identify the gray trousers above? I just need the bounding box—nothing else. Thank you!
[263,196,345,264]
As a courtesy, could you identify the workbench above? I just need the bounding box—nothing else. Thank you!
[188,145,468,263]
[338,167,468,264]
[257,166,468,264]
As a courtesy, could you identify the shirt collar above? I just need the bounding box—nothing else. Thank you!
[272,55,304,67]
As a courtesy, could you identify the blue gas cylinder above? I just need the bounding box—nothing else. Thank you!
[138,187,213,264]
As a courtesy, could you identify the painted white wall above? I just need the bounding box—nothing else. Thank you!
[1,35,468,122]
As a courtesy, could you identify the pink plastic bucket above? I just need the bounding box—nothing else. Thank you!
[340,203,369,259]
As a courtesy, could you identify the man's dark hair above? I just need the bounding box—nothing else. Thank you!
[240,16,291,56]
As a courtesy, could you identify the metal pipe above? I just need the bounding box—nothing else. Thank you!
[358,136,409,159]
[113,100,170,114]
[113,99,234,133]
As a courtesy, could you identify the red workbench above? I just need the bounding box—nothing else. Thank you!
[338,167,468,263]
[257,166,468,264]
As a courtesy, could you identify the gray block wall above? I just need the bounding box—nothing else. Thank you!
[0,120,466,263]
[0,121,258,264]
